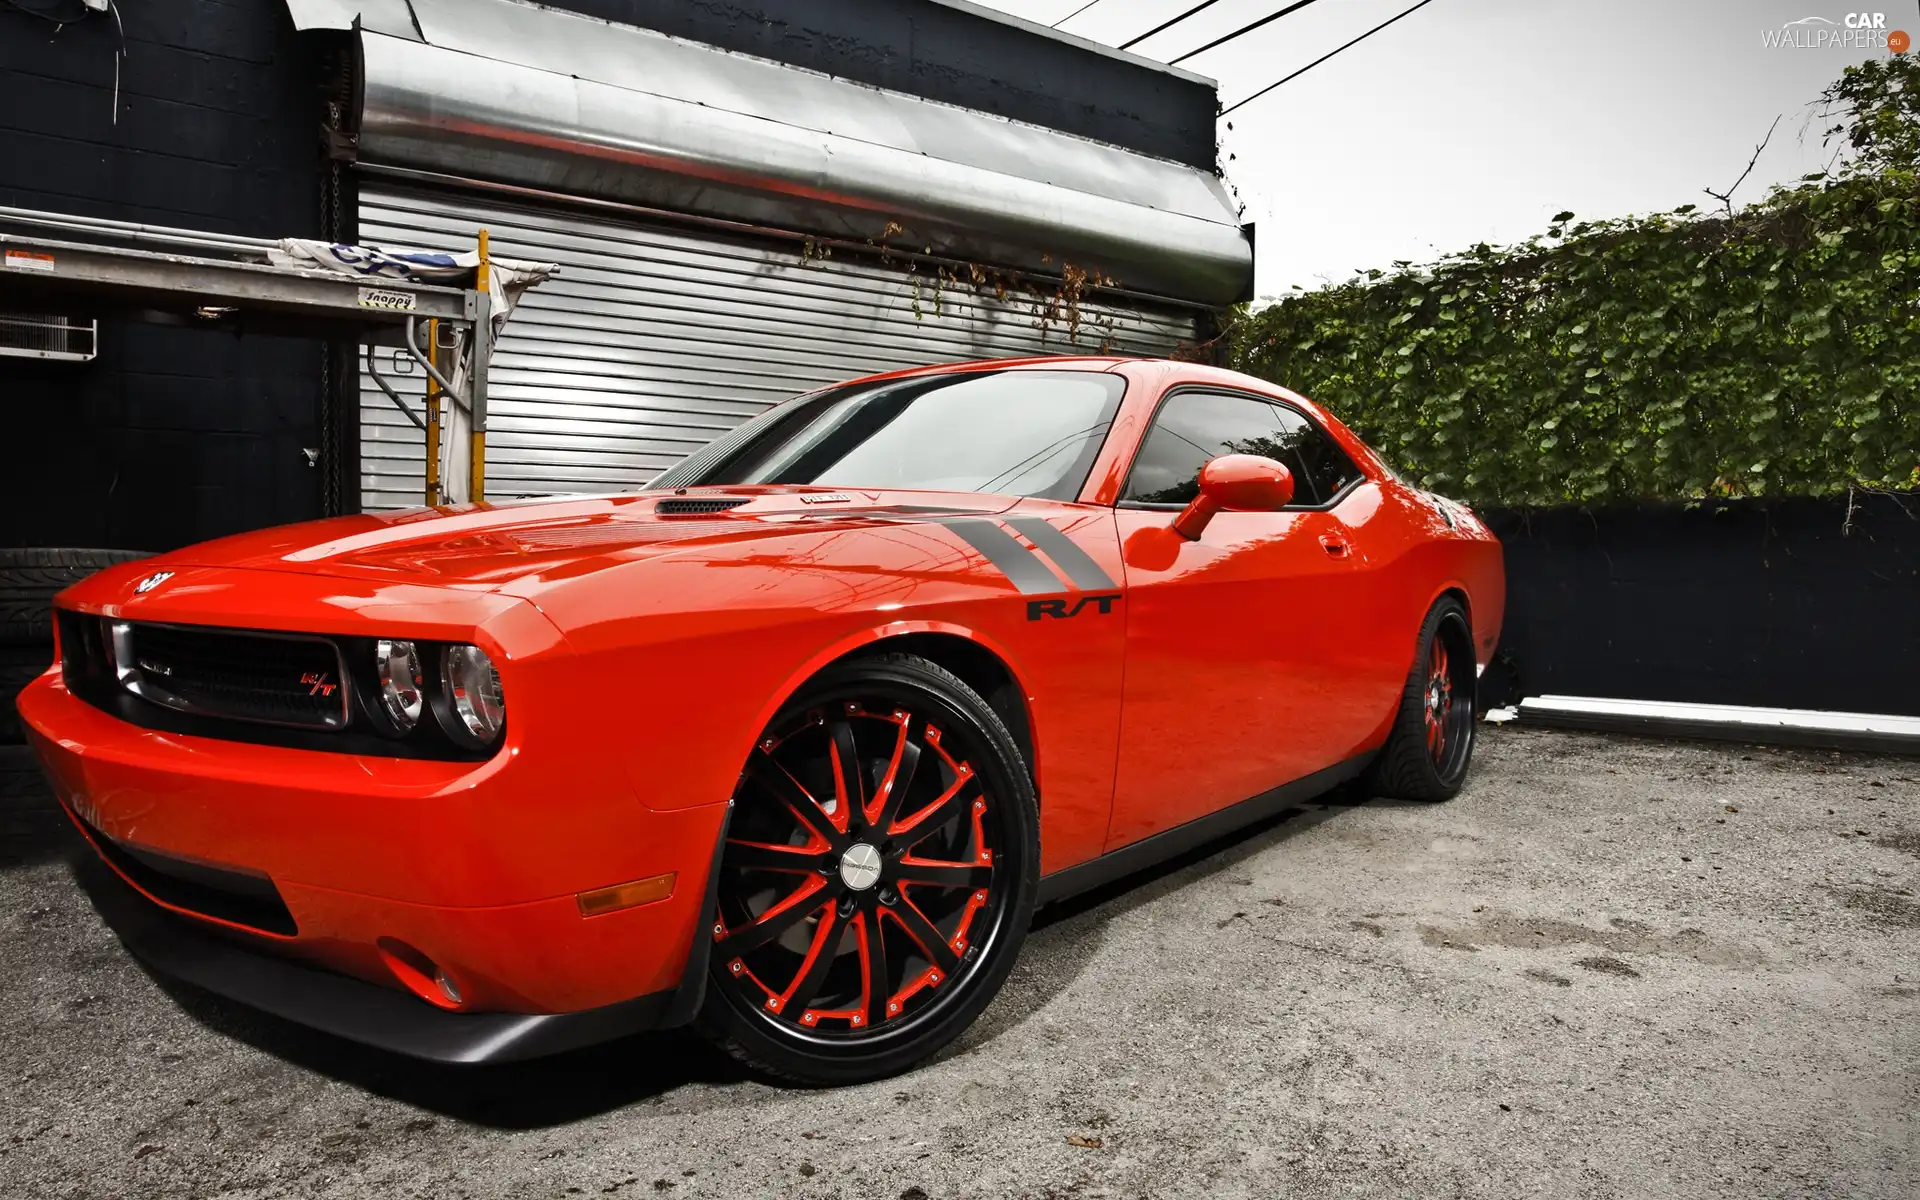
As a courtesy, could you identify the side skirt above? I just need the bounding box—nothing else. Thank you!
[1035,753,1372,907]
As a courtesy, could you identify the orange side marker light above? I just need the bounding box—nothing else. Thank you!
[577,872,677,918]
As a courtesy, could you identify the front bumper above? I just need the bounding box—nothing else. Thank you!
[21,666,731,1057]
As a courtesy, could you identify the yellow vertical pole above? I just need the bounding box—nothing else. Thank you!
[471,229,490,505]
[423,318,441,507]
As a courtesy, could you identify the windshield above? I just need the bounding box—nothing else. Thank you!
[650,370,1127,500]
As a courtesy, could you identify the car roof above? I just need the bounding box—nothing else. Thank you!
[834,355,1133,388]
[824,356,1350,448]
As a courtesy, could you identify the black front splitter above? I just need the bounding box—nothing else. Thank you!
[74,854,676,1066]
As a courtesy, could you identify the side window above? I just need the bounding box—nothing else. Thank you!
[1121,391,1290,505]
[1122,391,1363,507]
[1265,407,1362,506]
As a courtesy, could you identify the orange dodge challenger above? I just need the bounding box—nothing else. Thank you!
[20,358,1502,1084]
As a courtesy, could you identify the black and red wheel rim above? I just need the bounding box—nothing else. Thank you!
[711,690,1016,1047]
[1423,619,1474,782]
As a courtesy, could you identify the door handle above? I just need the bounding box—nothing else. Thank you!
[1319,534,1350,559]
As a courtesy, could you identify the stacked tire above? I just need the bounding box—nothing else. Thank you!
[0,549,149,743]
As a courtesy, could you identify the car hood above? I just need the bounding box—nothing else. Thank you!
[160,486,1020,592]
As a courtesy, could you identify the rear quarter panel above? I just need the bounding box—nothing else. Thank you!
[1359,481,1507,731]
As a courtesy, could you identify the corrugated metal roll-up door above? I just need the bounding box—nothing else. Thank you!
[357,185,1201,510]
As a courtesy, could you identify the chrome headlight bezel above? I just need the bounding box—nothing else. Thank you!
[373,637,425,732]
[436,642,505,748]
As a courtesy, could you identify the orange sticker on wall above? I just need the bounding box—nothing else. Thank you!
[2,249,54,272]
[1892,29,1911,53]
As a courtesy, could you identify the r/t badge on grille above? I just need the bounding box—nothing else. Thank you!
[133,571,174,595]
[300,671,338,697]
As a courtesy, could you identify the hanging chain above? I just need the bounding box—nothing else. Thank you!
[319,149,345,517]
[317,77,351,518]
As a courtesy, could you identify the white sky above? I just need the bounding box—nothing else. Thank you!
[978,0,1913,299]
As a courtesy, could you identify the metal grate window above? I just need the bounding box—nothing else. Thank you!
[0,314,97,362]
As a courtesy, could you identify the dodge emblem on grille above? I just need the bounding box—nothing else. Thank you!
[300,671,338,697]
[133,570,174,594]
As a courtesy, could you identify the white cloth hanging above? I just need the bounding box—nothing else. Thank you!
[267,239,557,334]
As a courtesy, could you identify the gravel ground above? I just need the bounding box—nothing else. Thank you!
[2,726,1916,1200]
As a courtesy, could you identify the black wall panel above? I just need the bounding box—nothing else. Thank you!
[0,0,322,552]
[544,0,1221,170]
[1484,494,1920,717]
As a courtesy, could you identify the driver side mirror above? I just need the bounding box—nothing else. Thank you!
[1171,454,1294,540]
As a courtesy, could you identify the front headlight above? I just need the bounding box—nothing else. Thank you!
[375,638,424,731]
[441,643,504,745]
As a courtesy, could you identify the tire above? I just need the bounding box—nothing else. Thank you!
[1361,597,1477,802]
[0,644,55,744]
[0,548,150,646]
[696,652,1040,1085]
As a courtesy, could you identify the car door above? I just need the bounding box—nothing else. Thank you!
[1104,388,1373,850]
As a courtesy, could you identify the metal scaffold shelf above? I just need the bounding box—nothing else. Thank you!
[0,206,549,506]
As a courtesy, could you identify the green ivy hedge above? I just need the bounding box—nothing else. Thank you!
[1224,59,1920,509]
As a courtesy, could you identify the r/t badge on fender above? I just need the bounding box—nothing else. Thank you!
[1027,593,1120,621]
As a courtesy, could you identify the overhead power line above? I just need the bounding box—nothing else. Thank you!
[1219,0,1442,117]
[1050,0,1107,28]
[1168,0,1329,65]
[1118,0,1229,50]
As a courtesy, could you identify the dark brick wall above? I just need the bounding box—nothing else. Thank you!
[1483,493,1920,716]
[0,0,1215,552]
[0,0,322,551]
[545,0,1220,170]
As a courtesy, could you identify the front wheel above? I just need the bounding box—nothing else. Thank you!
[1362,597,1477,802]
[696,652,1039,1085]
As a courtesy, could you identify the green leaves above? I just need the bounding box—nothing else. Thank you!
[1222,59,1920,510]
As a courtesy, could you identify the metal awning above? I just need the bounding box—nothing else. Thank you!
[289,0,1254,306]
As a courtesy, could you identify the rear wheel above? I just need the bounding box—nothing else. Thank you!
[696,653,1038,1085]
[1362,597,1477,802]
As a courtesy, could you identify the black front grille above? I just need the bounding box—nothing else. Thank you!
[55,610,498,761]
[118,622,349,730]
[655,497,746,515]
